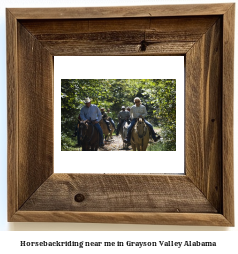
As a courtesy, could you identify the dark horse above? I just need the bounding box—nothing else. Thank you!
[77,121,99,151]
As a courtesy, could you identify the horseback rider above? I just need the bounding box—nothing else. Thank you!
[116,106,130,136]
[100,107,111,132]
[107,108,116,129]
[126,107,132,121]
[124,97,160,143]
[80,98,104,147]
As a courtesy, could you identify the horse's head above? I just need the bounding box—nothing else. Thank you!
[136,118,147,135]
[137,117,145,127]
[78,121,88,140]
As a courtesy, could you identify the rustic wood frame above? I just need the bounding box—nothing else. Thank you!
[7,4,234,226]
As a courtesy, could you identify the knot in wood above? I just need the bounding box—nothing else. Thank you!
[74,193,85,202]
[140,40,147,52]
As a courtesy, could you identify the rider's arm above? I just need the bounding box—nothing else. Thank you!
[141,105,147,118]
[118,112,121,121]
[97,106,102,122]
[80,107,87,121]
[130,107,134,119]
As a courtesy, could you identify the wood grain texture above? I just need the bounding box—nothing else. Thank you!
[20,17,218,34]
[19,17,218,56]
[222,4,235,226]
[7,9,18,221]
[37,41,193,56]
[18,23,54,208]
[6,4,234,225]
[8,3,233,19]
[186,18,222,212]
[20,174,217,213]
[11,211,232,226]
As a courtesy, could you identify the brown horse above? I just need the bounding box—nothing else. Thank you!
[78,121,99,151]
[99,119,114,141]
[131,118,149,151]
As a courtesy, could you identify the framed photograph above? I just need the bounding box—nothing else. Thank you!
[7,3,234,225]
[55,56,184,174]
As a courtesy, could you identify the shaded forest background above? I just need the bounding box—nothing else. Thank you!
[61,79,176,151]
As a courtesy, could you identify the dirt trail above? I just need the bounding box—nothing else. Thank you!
[98,135,132,151]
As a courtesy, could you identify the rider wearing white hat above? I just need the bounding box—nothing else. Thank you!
[124,97,160,143]
[116,105,130,136]
[80,98,104,147]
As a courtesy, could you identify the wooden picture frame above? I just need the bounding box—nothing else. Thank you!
[7,3,234,226]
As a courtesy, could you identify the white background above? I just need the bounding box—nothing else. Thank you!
[0,0,237,252]
[55,56,184,173]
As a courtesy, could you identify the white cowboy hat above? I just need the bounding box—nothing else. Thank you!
[121,106,125,109]
[84,97,91,103]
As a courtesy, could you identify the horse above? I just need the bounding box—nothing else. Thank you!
[131,118,150,151]
[77,121,99,151]
[99,119,114,141]
[119,121,129,149]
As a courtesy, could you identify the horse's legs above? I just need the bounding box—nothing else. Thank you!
[92,145,97,151]
[131,143,136,151]
[85,143,90,151]
[142,140,147,151]
[91,143,98,151]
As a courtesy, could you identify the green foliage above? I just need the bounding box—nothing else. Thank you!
[142,79,176,151]
[61,133,78,151]
[147,141,164,151]
[61,79,176,151]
